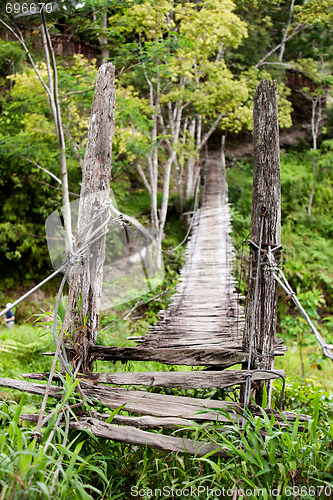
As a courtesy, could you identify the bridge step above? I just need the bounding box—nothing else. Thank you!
[1,376,309,455]
[0,376,308,423]
[44,343,286,366]
[62,345,249,367]
[23,369,286,390]
[20,414,228,457]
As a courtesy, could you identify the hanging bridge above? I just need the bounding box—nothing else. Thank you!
[0,79,316,456]
[0,151,300,457]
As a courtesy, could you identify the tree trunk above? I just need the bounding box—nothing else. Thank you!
[307,97,319,216]
[185,118,196,200]
[220,135,227,201]
[307,156,316,216]
[93,11,109,64]
[40,11,72,251]
[243,80,281,407]
[100,12,109,63]
[221,135,226,172]
[64,63,116,374]
[159,150,176,243]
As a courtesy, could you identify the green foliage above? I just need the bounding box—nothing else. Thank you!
[0,53,98,287]
[192,403,333,498]
[0,5,333,497]
[228,147,333,307]
[0,324,56,379]
[0,398,108,499]
[0,40,25,85]
[227,0,284,72]
[296,0,333,28]
[274,375,333,417]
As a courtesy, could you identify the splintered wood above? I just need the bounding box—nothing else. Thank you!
[134,155,244,354]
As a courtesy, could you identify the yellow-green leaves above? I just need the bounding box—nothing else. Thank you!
[296,0,333,28]
[175,0,248,56]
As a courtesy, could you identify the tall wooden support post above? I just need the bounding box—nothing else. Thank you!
[243,80,281,406]
[64,63,116,373]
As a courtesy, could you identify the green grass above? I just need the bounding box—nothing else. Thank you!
[0,324,56,379]
[275,342,333,392]
[1,388,333,499]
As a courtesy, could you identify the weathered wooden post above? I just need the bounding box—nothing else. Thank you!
[242,80,281,406]
[64,63,116,373]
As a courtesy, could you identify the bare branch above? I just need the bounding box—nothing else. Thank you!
[136,164,152,195]
[40,15,54,107]
[199,113,224,150]
[256,24,304,68]
[60,88,95,101]
[143,62,154,107]
[123,289,168,320]
[216,42,225,62]
[279,0,296,62]
[63,124,84,168]
[110,205,153,242]
[258,62,293,68]
[33,178,79,197]
[21,156,62,184]
[139,37,154,107]
[0,17,51,99]
[158,110,173,153]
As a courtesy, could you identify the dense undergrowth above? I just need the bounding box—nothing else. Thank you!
[228,145,333,385]
[1,388,333,499]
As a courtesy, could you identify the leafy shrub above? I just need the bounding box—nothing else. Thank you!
[274,375,333,417]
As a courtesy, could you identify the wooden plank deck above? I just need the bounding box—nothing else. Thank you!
[90,152,285,365]
[23,369,286,389]
[133,156,245,353]
[0,377,308,424]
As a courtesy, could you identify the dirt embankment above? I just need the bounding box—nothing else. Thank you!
[225,127,310,163]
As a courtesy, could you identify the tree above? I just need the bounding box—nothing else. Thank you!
[106,0,259,242]
[0,37,97,283]
[294,60,333,215]
[0,12,74,249]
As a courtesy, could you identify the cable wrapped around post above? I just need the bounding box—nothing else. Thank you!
[243,79,282,408]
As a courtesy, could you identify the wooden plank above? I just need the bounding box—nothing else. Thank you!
[21,411,196,430]
[80,384,239,421]
[134,340,243,349]
[73,418,230,456]
[20,415,228,457]
[0,377,61,397]
[0,376,237,422]
[2,376,307,424]
[22,369,286,389]
[89,346,248,367]
[0,376,234,421]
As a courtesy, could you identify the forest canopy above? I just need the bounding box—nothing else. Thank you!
[0,0,332,290]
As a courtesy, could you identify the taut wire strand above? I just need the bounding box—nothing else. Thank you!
[243,214,265,411]
[266,246,333,361]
